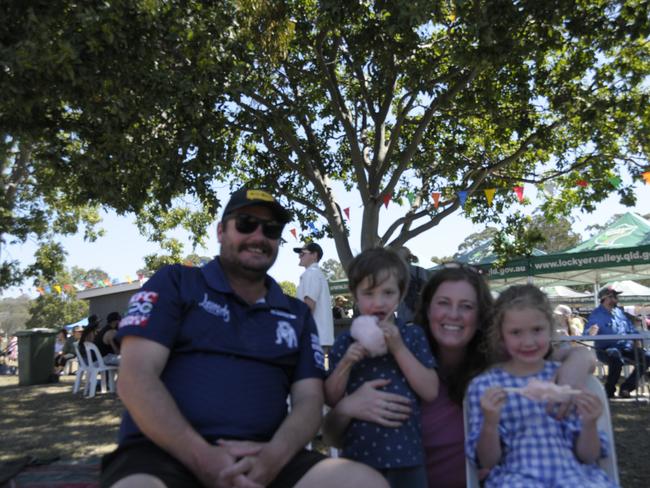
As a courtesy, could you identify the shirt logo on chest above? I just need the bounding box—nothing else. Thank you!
[275,321,297,348]
[198,293,230,322]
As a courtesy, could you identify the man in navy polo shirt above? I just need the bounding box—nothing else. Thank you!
[101,187,387,488]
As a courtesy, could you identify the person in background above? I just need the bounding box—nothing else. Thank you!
[294,242,335,352]
[101,186,387,488]
[553,304,580,337]
[586,286,650,398]
[332,295,350,320]
[94,312,121,365]
[395,247,430,324]
[324,264,596,488]
[54,328,76,374]
[466,285,616,487]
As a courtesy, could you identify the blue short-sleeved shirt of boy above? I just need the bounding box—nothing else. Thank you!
[328,320,436,469]
[115,258,325,446]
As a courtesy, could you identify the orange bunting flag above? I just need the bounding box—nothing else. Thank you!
[382,193,392,208]
[513,186,525,203]
[643,171,650,184]
[36,287,45,295]
[343,207,350,220]
[484,188,496,206]
[576,179,588,187]
[431,192,441,209]
[104,278,112,287]
[290,228,297,240]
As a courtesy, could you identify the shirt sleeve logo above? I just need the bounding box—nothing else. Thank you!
[119,291,159,328]
[275,321,298,349]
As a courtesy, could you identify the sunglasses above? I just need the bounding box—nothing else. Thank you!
[227,213,284,239]
[441,261,485,275]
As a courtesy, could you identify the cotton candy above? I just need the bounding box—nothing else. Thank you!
[350,315,387,357]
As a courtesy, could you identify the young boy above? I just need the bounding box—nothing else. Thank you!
[325,247,438,488]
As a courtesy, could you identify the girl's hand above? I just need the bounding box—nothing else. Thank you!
[574,390,602,424]
[342,341,367,367]
[480,387,507,425]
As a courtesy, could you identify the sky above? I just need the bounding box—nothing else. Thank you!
[2,178,649,299]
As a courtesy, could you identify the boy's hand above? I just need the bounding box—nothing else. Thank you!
[480,387,507,425]
[342,342,367,367]
[574,391,602,424]
[378,319,405,353]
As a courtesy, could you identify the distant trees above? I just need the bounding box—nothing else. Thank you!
[0,296,30,336]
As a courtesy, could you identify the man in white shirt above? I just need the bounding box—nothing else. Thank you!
[294,242,334,350]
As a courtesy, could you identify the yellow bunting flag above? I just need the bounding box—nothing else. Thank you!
[484,189,496,206]
[53,284,62,294]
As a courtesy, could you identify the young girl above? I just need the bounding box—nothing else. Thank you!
[325,247,439,488]
[465,284,618,487]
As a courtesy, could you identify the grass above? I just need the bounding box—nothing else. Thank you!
[1,375,649,486]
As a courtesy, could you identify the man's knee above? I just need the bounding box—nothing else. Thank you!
[295,458,389,488]
[108,474,167,488]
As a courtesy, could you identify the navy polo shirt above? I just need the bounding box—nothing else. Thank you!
[116,258,325,446]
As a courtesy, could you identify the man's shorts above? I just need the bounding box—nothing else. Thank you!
[101,439,327,488]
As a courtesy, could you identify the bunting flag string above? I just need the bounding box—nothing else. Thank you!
[406,192,415,206]
[458,191,468,207]
[382,193,392,208]
[431,192,441,209]
[484,188,496,207]
[608,176,621,188]
[513,186,525,203]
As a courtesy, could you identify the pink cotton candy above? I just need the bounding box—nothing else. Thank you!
[506,379,581,403]
[350,315,387,357]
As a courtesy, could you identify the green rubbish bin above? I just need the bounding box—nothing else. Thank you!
[15,328,58,386]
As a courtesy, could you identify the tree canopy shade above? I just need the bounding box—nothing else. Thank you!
[1,0,649,285]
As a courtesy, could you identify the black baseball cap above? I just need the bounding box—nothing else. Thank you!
[598,286,621,301]
[293,242,323,260]
[106,312,122,323]
[222,187,292,223]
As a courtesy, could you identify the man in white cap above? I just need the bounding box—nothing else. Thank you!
[294,242,334,351]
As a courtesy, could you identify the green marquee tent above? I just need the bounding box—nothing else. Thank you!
[481,212,650,290]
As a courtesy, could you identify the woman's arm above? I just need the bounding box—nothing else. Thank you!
[550,346,596,418]
[322,378,412,447]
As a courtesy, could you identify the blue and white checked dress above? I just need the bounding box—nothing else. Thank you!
[465,362,618,487]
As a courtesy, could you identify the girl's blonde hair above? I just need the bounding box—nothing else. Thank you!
[485,284,554,363]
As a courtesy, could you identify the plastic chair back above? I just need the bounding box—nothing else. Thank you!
[84,342,118,398]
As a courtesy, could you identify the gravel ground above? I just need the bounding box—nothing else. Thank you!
[1,375,648,486]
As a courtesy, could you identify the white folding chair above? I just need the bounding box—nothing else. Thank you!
[72,342,91,395]
[84,342,119,398]
[463,375,620,487]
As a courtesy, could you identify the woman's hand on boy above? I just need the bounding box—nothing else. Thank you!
[339,378,412,428]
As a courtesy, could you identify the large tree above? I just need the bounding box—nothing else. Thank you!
[2,0,648,285]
